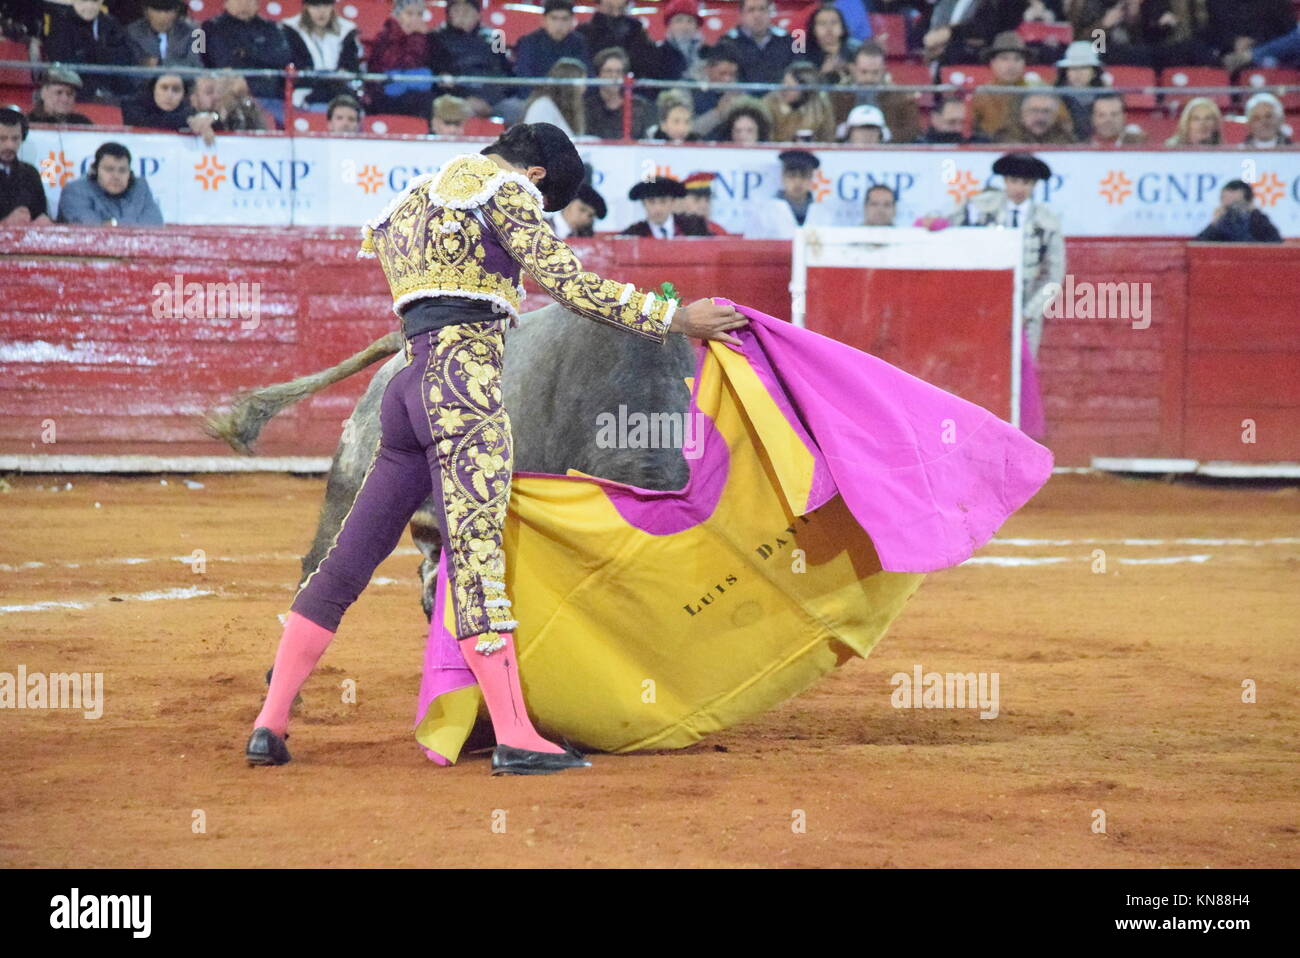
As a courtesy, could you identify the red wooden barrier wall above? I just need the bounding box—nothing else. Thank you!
[1,228,1297,467]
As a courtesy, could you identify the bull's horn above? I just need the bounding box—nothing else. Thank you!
[202,331,403,454]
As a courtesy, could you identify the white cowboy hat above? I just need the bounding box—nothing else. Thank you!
[1056,41,1101,69]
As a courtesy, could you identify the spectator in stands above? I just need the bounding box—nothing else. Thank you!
[1242,92,1292,147]
[805,3,860,82]
[922,0,1028,65]
[1209,0,1297,72]
[942,152,1063,358]
[622,176,711,236]
[192,70,267,132]
[715,96,771,144]
[546,181,606,238]
[125,0,204,71]
[203,0,296,127]
[839,103,891,142]
[659,0,706,82]
[283,0,364,111]
[41,0,134,100]
[715,0,797,85]
[649,88,698,142]
[1165,95,1221,145]
[578,0,663,80]
[691,51,742,138]
[834,0,876,43]
[367,0,454,119]
[971,32,1036,141]
[1000,91,1077,143]
[1195,179,1282,241]
[1088,91,1147,144]
[510,1,590,99]
[832,43,922,144]
[0,108,52,226]
[1054,40,1104,139]
[56,141,163,225]
[326,92,363,132]
[744,149,837,238]
[583,46,654,138]
[122,72,201,132]
[522,58,587,137]
[864,183,897,225]
[1070,0,1215,70]
[1241,19,1300,70]
[28,68,93,125]
[435,0,513,115]
[429,93,470,135]
[680,171,729,234]
[764,61,838,143]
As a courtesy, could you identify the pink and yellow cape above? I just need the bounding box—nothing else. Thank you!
[414,301,1054,760]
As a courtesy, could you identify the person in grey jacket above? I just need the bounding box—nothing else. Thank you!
[125,0,205,71]
[57,142,164,226]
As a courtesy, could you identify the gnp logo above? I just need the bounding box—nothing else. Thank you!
[943,168,980,204]
[193,153,313,210]
[40,150,74,187]
[1251,171,1285,207]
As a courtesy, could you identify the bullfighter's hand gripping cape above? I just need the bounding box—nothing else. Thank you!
[414,300,1054,760]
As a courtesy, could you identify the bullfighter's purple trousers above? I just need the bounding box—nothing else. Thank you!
[290,319,519,641]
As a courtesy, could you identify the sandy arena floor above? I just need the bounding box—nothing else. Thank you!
[1,472,1296,867]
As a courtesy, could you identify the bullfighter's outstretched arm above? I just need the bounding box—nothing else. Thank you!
[481,178,678,343]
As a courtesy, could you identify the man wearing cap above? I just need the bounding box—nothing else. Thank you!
[125,0,205,70]
[947,152,1063,358]
[742,149,836,240]
[622,176,711,237]
[429,94,471,136]
[680,171,729,235]
[970,31,1039,141]
[840,103,891,144]
[27,69,93,125]
[0,107,53,226]
[547,181,606,239]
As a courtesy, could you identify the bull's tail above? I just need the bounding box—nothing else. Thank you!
[202,331,403,454]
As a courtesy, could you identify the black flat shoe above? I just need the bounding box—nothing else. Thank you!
[491,741,592,776]
[246,726,292,766]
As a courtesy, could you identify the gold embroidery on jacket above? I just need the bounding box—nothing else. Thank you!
[483,180,672,341]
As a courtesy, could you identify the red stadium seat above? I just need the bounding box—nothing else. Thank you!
[0,85,34,110]
[465,115,505,136]
[260,1,301,22]
[1240,68,1300,111]
[1160,66,1233,109]
[79,103,124,126]
[886,61,932,87]
[698,5,740,45]
[1100,65,1158,109]
[483,4,544,46]
[184,0,225,21]
[940,64,993,89]
[1129,108,1176,144]
[366,113,428,134]
[0,38,34,88]
[1221,117,1250,145]
[1016,21,1071,46]
[337,1,393,40]
[289,109,328,133]
[869,13,908,58]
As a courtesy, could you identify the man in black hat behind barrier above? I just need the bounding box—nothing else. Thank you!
[947,151,1064,359]
[548,181,608,239]
[621,176,711,237]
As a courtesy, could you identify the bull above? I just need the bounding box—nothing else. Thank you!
[204,303,698,619]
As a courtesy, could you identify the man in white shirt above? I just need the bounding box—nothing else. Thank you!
[742,149,836,240]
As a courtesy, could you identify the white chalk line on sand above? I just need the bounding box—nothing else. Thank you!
[991,537,1300,547]
[0,586,215,616]
[965,554,1214,567]
[0,546,426,573]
